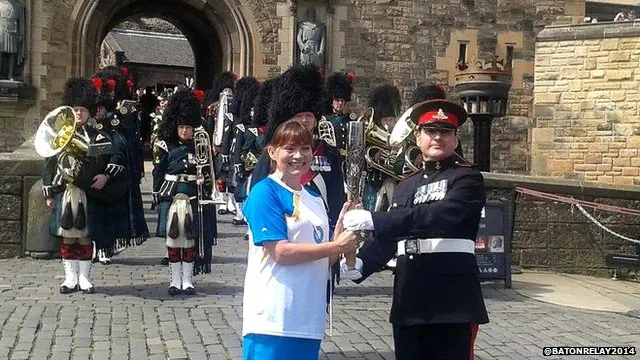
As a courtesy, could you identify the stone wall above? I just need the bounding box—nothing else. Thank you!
[337,0,585,174]
[534,22,640,185]
[0,141,42,258]
[485,172,640,275]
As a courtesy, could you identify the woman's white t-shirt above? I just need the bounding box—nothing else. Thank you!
[242,175,330,340]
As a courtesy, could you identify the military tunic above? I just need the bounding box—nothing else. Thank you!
[43,123,129,251]
[153,139,216,275]
[357,155,488,325]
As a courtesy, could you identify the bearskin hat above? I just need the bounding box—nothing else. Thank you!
[411,84,446,105]
[62,77,98,116]
[203,71,236,110]
[251,78,277,127]
[263,64,324,146]
[238,78,260,126]
[91,66,127,111]
[325,72,354,102]
[230,76,259,119]
[368,84,402,122]
[158,89,201,144]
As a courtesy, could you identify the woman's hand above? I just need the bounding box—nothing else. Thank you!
[333,230,359,254]
[45,198,54,210]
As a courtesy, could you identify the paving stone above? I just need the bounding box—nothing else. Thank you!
[0,176,636,359]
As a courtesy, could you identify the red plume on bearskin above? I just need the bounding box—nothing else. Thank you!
[232,72,238,81]
[126,79,135,89]
[193,89,204,104]
[91,77,103,91]
[120,67,129,77]
[346,72,355,84]
[107,79,116,92]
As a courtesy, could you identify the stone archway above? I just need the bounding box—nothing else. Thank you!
[68,0,260,89]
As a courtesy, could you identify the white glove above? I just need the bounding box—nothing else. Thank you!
[340,257,363,280]
[343,209,375,231]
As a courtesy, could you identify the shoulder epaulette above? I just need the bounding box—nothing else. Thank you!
[454,161,477,168]
[248,127,258,137]
[236,124,245,132]
[155,140,168,153]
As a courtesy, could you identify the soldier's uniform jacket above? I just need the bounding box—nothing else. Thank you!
[356,155,489,326]
[42,123,127,202]
[322,111,356,155]
[237,126,265,173]
[152,139,212,201]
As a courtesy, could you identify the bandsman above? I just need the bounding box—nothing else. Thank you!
[152,89,217,295]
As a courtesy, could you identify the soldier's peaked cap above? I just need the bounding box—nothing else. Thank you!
[409,99,468,129]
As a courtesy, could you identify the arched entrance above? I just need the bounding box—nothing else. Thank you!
[68,0,254,89]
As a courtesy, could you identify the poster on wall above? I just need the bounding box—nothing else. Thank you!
[476,201,513,288]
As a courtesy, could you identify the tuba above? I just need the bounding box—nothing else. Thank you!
[241,151,259,172]
[361,108,404,181]
[213,90,233,146]
[34,106,126,203]
[389,108,423,175]
[35,106,90,182]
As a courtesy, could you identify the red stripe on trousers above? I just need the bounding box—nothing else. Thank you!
[469,323,479,360]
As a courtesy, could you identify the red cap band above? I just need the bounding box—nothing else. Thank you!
[417,109,458,128]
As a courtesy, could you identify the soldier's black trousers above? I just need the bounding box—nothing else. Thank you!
[393,323,478,360]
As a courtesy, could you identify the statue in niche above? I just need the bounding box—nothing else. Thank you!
[296,7,325,68]
[0,0,25,81]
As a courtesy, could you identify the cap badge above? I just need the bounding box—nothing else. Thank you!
[433,109,448,120]
[119,106,128,115]
[111,118,120,127]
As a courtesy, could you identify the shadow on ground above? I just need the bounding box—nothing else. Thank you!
[96,282,244,300]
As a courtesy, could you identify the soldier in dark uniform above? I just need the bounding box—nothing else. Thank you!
[153,89,217,295]
[203,72,237,216]
[320,72,355,155]
[90,67,149,263]
[242,78,276,195]
[363,84,402,212]
[340,99,488,360]
[229,76,259,226]
[40,78,129,294]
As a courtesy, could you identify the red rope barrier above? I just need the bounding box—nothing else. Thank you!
[515,186,640,217]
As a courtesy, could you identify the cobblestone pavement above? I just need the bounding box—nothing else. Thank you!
[1,181,639,359]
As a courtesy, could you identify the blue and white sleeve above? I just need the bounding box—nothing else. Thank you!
[244,181,288,246]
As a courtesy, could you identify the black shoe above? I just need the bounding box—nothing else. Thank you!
[183,287,196,295]
[81,287,95,294]
[218,209,230,215]
[100,259,112,265]
[59,285,77,294]
[168,286,181,296]
[160,257,169,265]
[232,218,247,226]
[243,234,249,241]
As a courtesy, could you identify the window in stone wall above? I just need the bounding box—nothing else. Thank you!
[506,44,514,70]
[458,41,468,66]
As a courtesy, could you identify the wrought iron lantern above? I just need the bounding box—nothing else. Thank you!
[454,56,512,171]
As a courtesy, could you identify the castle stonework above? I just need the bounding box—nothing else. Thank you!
[534,22,640,185]
[8,0,585,178]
